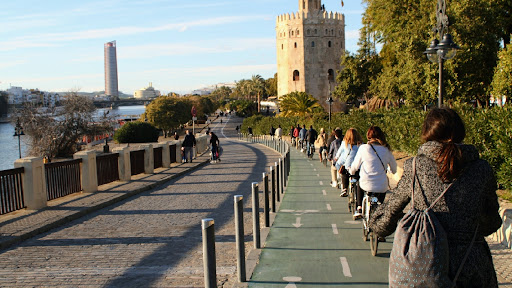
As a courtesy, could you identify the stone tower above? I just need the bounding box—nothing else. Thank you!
[276,0,345,111]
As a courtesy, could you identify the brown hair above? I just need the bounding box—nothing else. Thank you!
[343,128,363,148]
[366,126,390,149]
[421,108,465,182]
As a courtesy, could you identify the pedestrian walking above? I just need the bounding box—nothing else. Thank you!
[182,130,196,163]
[369,108,502,287]
[316,128,327,162]
[275,125,283,141]
[209,132,220,163]
[174,131,179,141]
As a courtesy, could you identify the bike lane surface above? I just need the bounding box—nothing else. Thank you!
[249,147,392,287]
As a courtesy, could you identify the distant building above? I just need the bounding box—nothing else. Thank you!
[5,86,59,107]
[276,0,345,111]
[104,41,119,98]
[134,82,160,99]
[192,82,236,95]
[6,86,23,104]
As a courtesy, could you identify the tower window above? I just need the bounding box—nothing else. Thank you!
[328,69,335,82]
[307,29,310,35]
[312,41,315,47]
[297,30,300,36]
[294,42,297,48]
[328,41,332,47]
[325,29,328,35]
[315,29,317,34]
[293,70,300,81]
[291,31,294,36]
[282,44,284,50]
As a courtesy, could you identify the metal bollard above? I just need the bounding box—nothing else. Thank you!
[202,218,217,288]
[275,162,280,201]
[279,158,284,194]
[252,182,261,248]
[270,166,276,213]
[234,195,246,282]
[263,172,270,227]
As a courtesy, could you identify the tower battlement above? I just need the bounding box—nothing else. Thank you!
[276,10,344,24]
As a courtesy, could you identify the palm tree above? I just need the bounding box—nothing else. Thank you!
[279,91,323,117]
[250,75,265,113]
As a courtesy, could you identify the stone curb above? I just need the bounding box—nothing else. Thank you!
[0,154,210,252]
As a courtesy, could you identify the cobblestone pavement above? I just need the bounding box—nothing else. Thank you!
[0,115,282,287]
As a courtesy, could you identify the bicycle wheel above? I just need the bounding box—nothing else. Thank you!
[361,197,369,241]
[370,231,378,256]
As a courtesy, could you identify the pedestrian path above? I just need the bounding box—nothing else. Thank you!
[0,115,284,287]
[246,145,512,288]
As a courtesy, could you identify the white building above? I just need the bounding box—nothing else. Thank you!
[7,86,23,104]
[134,82,160,99]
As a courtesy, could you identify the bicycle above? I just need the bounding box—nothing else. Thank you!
[361,191,383,256]
[321,148,327,166]
[348,174,358,214]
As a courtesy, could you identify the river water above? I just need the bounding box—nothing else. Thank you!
[0,105,146,171]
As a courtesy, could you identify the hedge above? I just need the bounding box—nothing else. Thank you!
[242,105,512,191]
[114,121,160,143]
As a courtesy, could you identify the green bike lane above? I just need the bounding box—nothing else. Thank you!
[249,147,392,287]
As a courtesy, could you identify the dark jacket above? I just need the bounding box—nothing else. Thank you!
[182,134,196,147]
[306,128,317,143]
[328,138,342,161]
[370,141,502,287]
[326,134,336,151]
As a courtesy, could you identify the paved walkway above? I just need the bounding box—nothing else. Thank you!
[0,116,282,287]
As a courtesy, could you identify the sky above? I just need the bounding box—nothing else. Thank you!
[0,0,365,95]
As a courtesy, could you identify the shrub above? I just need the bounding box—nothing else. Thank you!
[243,105,512,192]
[114,121,160,143]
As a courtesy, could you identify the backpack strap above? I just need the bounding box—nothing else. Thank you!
[411,157,455,211]
[451,224,479,287]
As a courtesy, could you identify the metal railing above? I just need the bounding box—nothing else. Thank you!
[45,159,82,201]
[0,167,25,215]
[154,147,163,169]
[130,150,145,176]
[96,153,120,186]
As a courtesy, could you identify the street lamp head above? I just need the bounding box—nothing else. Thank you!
[326,96,334,104]
[424,39,440,63]
[436,33,460,60]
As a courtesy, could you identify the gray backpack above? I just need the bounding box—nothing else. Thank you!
[389,158,478,288]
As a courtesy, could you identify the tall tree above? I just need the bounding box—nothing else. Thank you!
[0,92,8,117]
[144,97,191,137]
[491,43,512,102]
[250,74,265,113]
[362,0,505,106]
[265,73,278,98]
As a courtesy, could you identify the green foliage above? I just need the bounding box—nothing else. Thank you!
[279,91,323,117]
[491,43,512,99]
[144,97,191,134]
[360,0,505,106]
[243,106,512,191]
[114,121,160,143]
[226,99,257,117]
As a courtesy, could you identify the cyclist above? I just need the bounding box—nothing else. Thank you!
[317,128,327,162]
[305,125,317,158]
[335,128,363,198]
[350,126,396,219]
[369,108,502,287]
[328,128,343,188]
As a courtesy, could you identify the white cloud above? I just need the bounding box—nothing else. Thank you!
[0,15,270,51]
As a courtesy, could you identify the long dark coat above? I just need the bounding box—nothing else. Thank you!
[369,141,502,287]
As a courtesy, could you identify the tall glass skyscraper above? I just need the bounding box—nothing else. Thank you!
[104,41,119,98]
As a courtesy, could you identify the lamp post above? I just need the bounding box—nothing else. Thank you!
[13,118,24,159]
[423,0,460,107]
[326,80,334,131]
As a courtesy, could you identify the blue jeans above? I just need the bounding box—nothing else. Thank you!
[211,146,218,160]
[184,146,194,162]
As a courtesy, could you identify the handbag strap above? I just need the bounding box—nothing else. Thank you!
[411,158,479,286]
[369,143,386,172]
[369,143,390,189]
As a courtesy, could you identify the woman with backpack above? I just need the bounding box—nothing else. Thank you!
[369,108,502,287]
[350,126,397,218]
